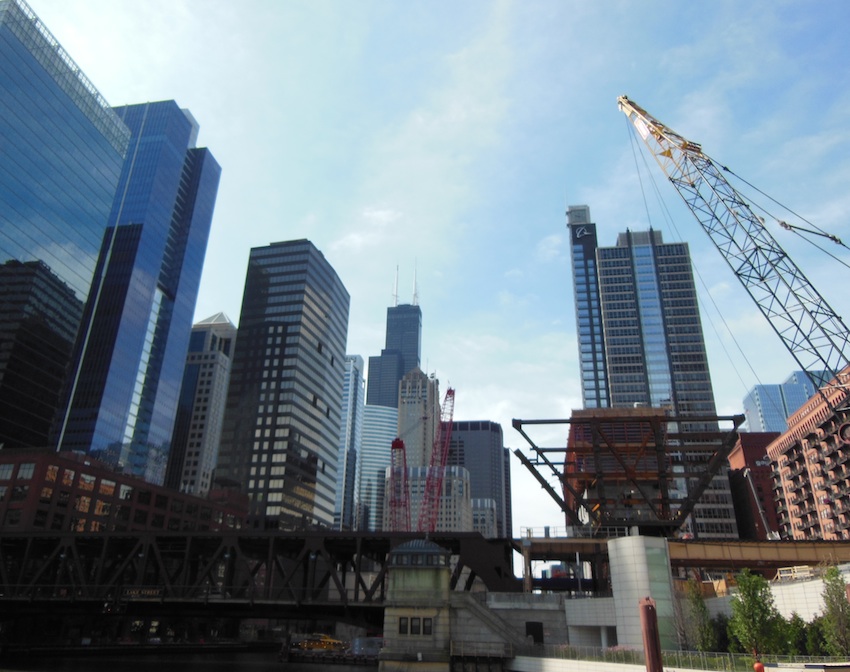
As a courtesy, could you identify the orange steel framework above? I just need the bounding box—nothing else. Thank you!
[513,408,744,536]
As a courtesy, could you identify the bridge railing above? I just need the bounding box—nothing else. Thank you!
[520,526,629,539]
[516,644,848,671]
[0,582,388,605]
[450,640,514,658]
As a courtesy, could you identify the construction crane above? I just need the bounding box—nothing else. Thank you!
[416,387,456,533]
[617,95,850,391]
[387,438,410,532]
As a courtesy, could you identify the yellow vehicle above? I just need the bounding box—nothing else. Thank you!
[295,633,345,651]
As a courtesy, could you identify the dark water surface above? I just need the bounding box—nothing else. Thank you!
[1,651,358,672]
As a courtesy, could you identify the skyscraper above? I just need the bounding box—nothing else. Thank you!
[569,211,717,424]
[356,404,398,531]
[334,355,365,530]
[0,0,129,447]
[165,313,236,496]
[55,101,221,485]
[217,240,350,530]
[568,206,609,409]
[448,420,512,537]
[397,368,440,467]
[367,303,422,408]
[568,207,736,538]
[743,371,824,433]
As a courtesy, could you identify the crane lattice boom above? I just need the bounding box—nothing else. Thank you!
[417,388,456,533]
[388,438,410,532]
[618,95,850,386]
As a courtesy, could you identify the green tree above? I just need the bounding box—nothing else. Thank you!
[713,613,732,653]
[684,579,717,651]
[821,566,850,656]
[729,569,783,659]
[783,613,807,655]
[806,616,828,656]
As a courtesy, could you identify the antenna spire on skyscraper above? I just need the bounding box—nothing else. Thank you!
[412,261,419,306]
[393,265,399,307]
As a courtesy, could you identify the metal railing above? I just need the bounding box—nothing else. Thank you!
[520,526,630,539]
[515,643,848,671]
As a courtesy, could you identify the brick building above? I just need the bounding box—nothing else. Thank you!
[767,365,850,540]
[727,432,781,540]
[0,448,247,533]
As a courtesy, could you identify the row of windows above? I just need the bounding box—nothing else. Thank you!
[398,617,433,636]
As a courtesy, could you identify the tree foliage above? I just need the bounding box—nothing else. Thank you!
[783,613,807,655]
[684,579,718,651]
[821,566,850,656]
[729,569,783,658]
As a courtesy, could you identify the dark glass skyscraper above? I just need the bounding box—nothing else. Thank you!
[447,421,512,537]
[0,0,129,448]
[367,303,422,408]
[217,240,350,530]
[568,206,609,409]
[56,101,221,484]
[569,207,717,423]
[569,206,737,538]
[598,229,716,422]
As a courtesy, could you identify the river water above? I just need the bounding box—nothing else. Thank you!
[1,651,359,672]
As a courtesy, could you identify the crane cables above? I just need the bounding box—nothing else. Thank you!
[719,164,850,272]
[623,116,786,415]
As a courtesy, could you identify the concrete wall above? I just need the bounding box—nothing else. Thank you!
[608,536,677,650]
[564,597,617,647]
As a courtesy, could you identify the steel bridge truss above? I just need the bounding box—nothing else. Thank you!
[0,530,518,616]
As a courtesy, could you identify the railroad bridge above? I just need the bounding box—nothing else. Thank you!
[0,530,518,625]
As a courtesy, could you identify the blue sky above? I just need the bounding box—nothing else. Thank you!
[30,0,850,531]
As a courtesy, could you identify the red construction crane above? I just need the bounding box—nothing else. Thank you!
[387,438,410,532]
[416,388,456,533]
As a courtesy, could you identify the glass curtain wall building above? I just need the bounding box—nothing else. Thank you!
[0,0,129,448]
[447,420,512,538]
[597,229,717,427]
[569,207,735,538]
[217,240,350,530]
[334,354,365,530]
[55,101,221,485]
[743,370,825,433]
[356,404,398,530]
[367,303,422,408]
[568,206,609,409]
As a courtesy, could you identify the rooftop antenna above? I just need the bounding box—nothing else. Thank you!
[393,265,399,307]
[412,261,419,306]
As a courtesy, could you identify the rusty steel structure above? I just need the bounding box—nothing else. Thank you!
[513,409,744,536]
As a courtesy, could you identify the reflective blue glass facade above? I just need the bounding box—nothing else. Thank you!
[56,101,221,485]
[0,0,129,447]
[568,206,609,408]
[334,354,364,530]
[367,303,422,408]
[743,370,824,432]
[217,240,350,529]
[597,230,717,427]
[356,404,398,530]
